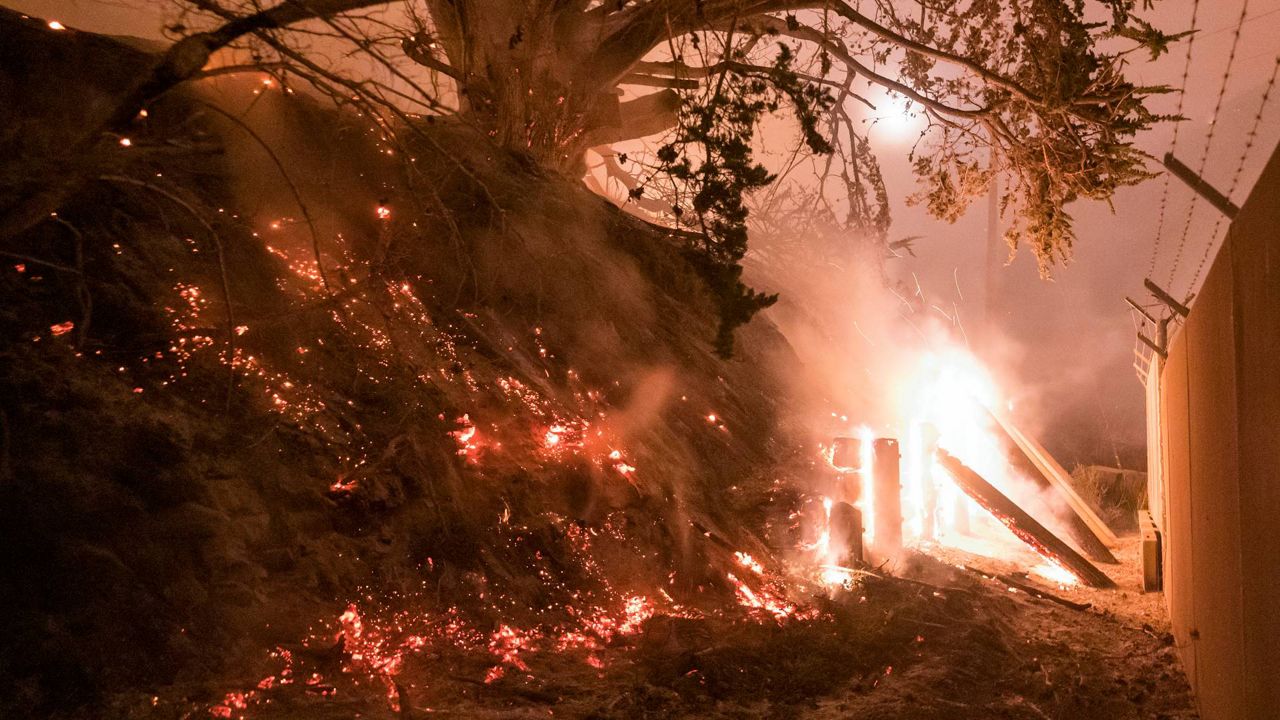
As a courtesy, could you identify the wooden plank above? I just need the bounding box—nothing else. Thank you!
[1162,152,1241,221]
[996,573,1093,611]
[937,451,1116,589]
[989,409,1119,564]
[872,438,903,556]
[1140,509,1162,593]
[986,406,1121,547]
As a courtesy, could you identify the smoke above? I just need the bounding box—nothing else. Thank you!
[745,225,1094,564]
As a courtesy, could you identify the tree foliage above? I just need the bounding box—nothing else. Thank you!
[7,0,1184,354]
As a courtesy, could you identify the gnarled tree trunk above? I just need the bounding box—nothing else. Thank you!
[419,0,680,172]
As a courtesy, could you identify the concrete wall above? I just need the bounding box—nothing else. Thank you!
[1156,141,1280,720]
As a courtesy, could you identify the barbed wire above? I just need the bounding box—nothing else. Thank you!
[1165,0,1251,291]
[1146,0,1202,278]
[1186,55,1280,292]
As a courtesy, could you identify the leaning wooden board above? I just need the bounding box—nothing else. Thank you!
[986,405,1121,548]
[937,451,1116,589]
[988,407,1119,564]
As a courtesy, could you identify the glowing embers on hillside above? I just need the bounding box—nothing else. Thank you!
[209,584,668,717]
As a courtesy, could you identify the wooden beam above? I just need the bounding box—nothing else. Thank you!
[986,406,1121,548]
[872,438,903,556]
[1163,152,1240,220]
[1138,332,1168,359]
[1140,509,1163,593]
[999,431,1119,564]
[1144,278,1191,319]
[937,451,1116,589]
[1125,296,1158,325]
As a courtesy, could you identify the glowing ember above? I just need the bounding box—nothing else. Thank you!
[543,425,563,448]
[485,624,534,682]
[49,321,74,336]
[450,414,479,458]
[47,20,65,30]
[329,476,358,495]
[726,572,801,622]
[734,551,765,575]
[1031,560,1079,587]
[819,565,858,588]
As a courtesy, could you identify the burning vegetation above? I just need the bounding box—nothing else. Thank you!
[0,5,1196,720]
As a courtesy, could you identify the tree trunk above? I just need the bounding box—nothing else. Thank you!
[423,1,678,173]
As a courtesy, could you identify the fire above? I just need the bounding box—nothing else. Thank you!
[543,425,564,448]
[450,414,479,458]
[856,427,875,544]
[1031,560,1078,587]
[734,551,765,575]
[726,572,806,622]
[821,342,1079,577]
[819,565,858,588]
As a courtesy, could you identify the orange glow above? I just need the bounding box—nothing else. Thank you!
[821,343,1068,576]
[1031,560,1078,587]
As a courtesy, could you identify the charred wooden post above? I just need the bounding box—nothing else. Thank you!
[873,438,903,556]
[831,436,862,471]
[936,451,1116,589]
[829,501,863,564]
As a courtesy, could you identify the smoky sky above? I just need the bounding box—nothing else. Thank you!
[9,0,1280,468]
[866,0,1280,467]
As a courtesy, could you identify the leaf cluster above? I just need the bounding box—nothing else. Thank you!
[651,44,834,356]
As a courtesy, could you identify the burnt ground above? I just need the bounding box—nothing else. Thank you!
[102,541,1194,720]
[1,13,1194,720]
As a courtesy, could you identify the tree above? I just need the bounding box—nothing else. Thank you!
[4,1,1182,353]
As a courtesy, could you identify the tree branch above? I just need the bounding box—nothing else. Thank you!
[583,89,681,147]
[739,15,990,119]
[401,33,463,80]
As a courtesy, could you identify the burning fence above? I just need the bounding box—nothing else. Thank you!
[810,347,1118,589]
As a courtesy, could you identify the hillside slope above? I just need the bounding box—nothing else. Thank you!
[0,12,811,715]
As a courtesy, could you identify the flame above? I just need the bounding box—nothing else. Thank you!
[734,551,765,575]
[856,427,875,545]
[450,414,479,458]
[821,343,1069,575]
[1031,560,1078,587]
[726,571,798,622]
